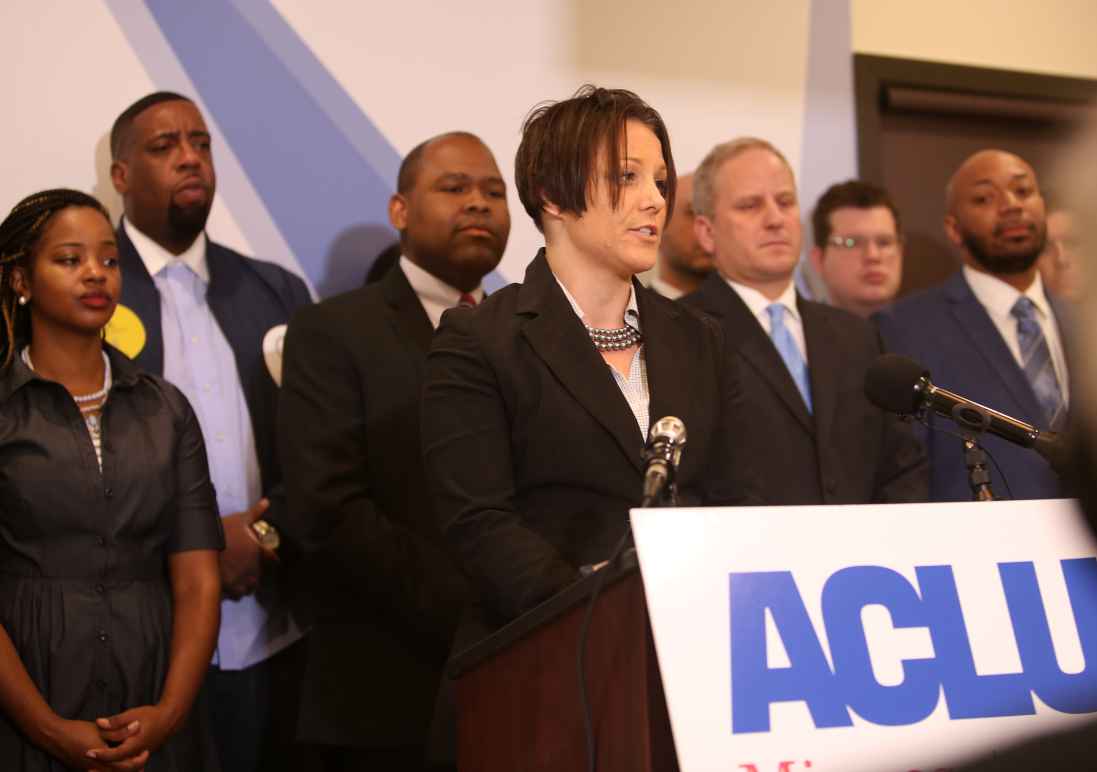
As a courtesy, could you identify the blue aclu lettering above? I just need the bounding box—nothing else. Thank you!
[729,559,1097,733]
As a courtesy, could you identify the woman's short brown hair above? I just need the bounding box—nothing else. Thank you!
[515,85,676,232]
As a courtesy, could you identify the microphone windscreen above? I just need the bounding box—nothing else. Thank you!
[864,354,930,414]
[648,415,686,445]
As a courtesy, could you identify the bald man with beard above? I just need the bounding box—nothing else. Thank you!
[876,149,1071,502]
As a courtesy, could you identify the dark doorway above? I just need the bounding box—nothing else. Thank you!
[854,55,1097,297]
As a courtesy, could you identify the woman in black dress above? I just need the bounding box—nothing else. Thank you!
[0,190,223,770]
[421,87,757,626]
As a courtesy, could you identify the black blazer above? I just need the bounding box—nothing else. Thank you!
[116,225,311,528]
[422,251,758,625]
[277,266,467,748]
[875,271,1068,501]
[683,273,927,506]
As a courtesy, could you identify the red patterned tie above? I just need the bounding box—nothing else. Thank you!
[458,293,478,308]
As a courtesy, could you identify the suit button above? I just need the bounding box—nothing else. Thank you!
[98,630,109,642]
[96,536,106,547]
[104,487,113,499]
[824,477,837,495]
[95,584,105,594]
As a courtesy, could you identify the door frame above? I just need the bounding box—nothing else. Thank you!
[854,54,1097,182]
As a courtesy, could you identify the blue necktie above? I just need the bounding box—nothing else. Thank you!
[1011,296,1064,428]
[766,303,812,413]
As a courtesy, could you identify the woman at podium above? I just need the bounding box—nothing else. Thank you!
[422,86,758,626]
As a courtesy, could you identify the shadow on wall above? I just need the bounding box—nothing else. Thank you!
[93,133,124,225]
[569,0,808,86]
[900,231,959,296]
[321,224,400,297]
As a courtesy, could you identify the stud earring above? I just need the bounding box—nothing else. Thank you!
[17,296,27,306]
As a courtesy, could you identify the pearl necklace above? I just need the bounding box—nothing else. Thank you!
[584,323,643,352]
[21,348,112,404]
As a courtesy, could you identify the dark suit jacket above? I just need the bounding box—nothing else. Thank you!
[421,251,759,626]
[117,224,312,532]
[683,273,927,506]
[875,271,1067,501]
[277,266,467,748]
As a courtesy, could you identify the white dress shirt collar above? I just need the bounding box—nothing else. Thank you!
[723,276,801,323]
[962,264,1052,322]
[722,276,807,361]
[123,218,209,283]
[554,275,642,332]
[649,275,684,300]
[399,256,484,330]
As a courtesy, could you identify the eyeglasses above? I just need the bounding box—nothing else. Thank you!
[827,234,901,253]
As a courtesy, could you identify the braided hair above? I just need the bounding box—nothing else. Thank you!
[0,189,112,367]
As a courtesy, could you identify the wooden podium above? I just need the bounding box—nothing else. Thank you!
[448,552,679,771]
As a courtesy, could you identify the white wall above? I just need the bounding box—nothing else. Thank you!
[271,0,811,280]
[2,1,1094,289]
[852,0,1097,79]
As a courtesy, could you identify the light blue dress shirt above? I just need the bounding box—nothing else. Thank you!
[127,221,303,670]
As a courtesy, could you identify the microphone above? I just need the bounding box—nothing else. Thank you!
[864,353,1066,470]
[642,416,687,506]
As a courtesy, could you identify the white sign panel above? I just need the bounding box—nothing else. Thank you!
[631,501,1097,772]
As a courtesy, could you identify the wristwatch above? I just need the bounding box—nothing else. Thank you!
[249,519,281,551]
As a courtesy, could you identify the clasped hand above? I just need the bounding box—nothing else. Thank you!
[220,497,278,599]
[86,704,174,770]
[46,703,171,771]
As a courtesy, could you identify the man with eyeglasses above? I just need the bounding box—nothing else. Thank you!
[809,180,904,317]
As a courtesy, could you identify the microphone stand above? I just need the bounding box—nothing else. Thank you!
[961,433,995,502]
[949,403,996,502]
[641,480,677,509]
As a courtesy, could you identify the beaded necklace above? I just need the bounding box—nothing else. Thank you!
[21,348,111,466]
[584,322,643,352]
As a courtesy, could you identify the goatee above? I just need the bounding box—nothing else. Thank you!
[962,228,1045,275]
[167,200,212,246]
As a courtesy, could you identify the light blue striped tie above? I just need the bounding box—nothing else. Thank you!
[766,303,812,413]
[1011,296,1064,428]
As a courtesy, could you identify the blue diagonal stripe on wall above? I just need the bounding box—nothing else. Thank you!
[143,0,400,296]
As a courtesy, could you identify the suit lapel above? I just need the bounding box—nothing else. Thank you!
[116,224,165,375]
[637,284,690,432]
[698,276,813,434]
[946,274,1043,421]
[206,243,256,372]
[800,299,840,450]
[1048,293,1077,400]
[382,265,434,355]
[1049,294,1074,345]
[517,252,645,472]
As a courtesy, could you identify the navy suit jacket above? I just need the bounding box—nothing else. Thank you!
[875,271,1068,501]
[116,224,312,526]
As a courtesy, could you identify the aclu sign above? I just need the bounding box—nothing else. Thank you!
[632,501,1097,772]
[730,559,1097,733]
